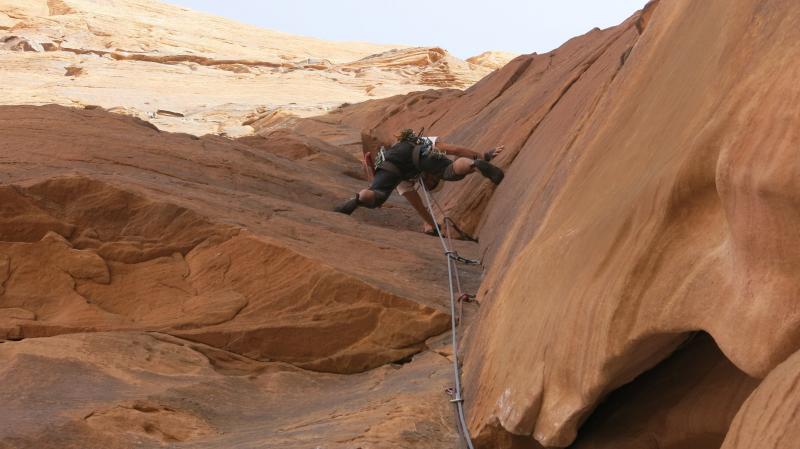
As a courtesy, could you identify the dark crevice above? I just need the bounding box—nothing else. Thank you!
[523,36,631,180]
[514,69,584,164]
[390,353,415,366]
[620,46,634,66]
[568,332,759,449]
[481,56,536,112]
[635,0,661,35]
[516,24,634,157]
[425,107,453,131]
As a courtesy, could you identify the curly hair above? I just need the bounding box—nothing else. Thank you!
[397,128,417,142]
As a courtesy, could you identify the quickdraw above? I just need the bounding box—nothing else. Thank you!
[445,250,480,265]
[374,146,387,171]
[457,293,476,303]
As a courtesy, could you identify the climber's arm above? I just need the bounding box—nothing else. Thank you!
[438,141,504,161]
[437,141,481,159]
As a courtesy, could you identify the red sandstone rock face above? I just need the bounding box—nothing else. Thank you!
[0,105,487,373]
[0,104,484,446]
[326,0,800,447]
[461,0,799,446]
[4,0,800,447]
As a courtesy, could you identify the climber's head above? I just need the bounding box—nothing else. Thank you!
[396,128,417,142]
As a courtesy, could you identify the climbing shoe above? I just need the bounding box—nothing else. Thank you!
[473,160,504,185]
[334,195,360,215]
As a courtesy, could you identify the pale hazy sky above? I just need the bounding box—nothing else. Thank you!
[166,0,649,59]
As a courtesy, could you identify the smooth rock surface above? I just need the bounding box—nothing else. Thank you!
[460,0,800,446]
[313,0,800,447]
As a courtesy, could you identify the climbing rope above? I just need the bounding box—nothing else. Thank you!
[418,180,476,449]
[428,192,479,243]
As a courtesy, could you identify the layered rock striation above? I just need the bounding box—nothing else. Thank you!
[0,0,502,136]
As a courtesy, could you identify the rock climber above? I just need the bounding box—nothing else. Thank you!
[334,129,504,222]
[359,132,441,235]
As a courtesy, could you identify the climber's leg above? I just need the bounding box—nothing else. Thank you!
[333,169,400,214]
[450,157,477,177]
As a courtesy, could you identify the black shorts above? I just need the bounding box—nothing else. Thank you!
[419,153,453,176]
[369,155,453,207]
[369,169,403,207]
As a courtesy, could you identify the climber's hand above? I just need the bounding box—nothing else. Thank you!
[484,145,504,161]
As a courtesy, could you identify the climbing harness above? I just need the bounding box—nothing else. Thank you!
[375,130,445,180]
[373,146,408,180]
[418,179,477,449]
[411,137,446,173]
[373,146,391,171]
